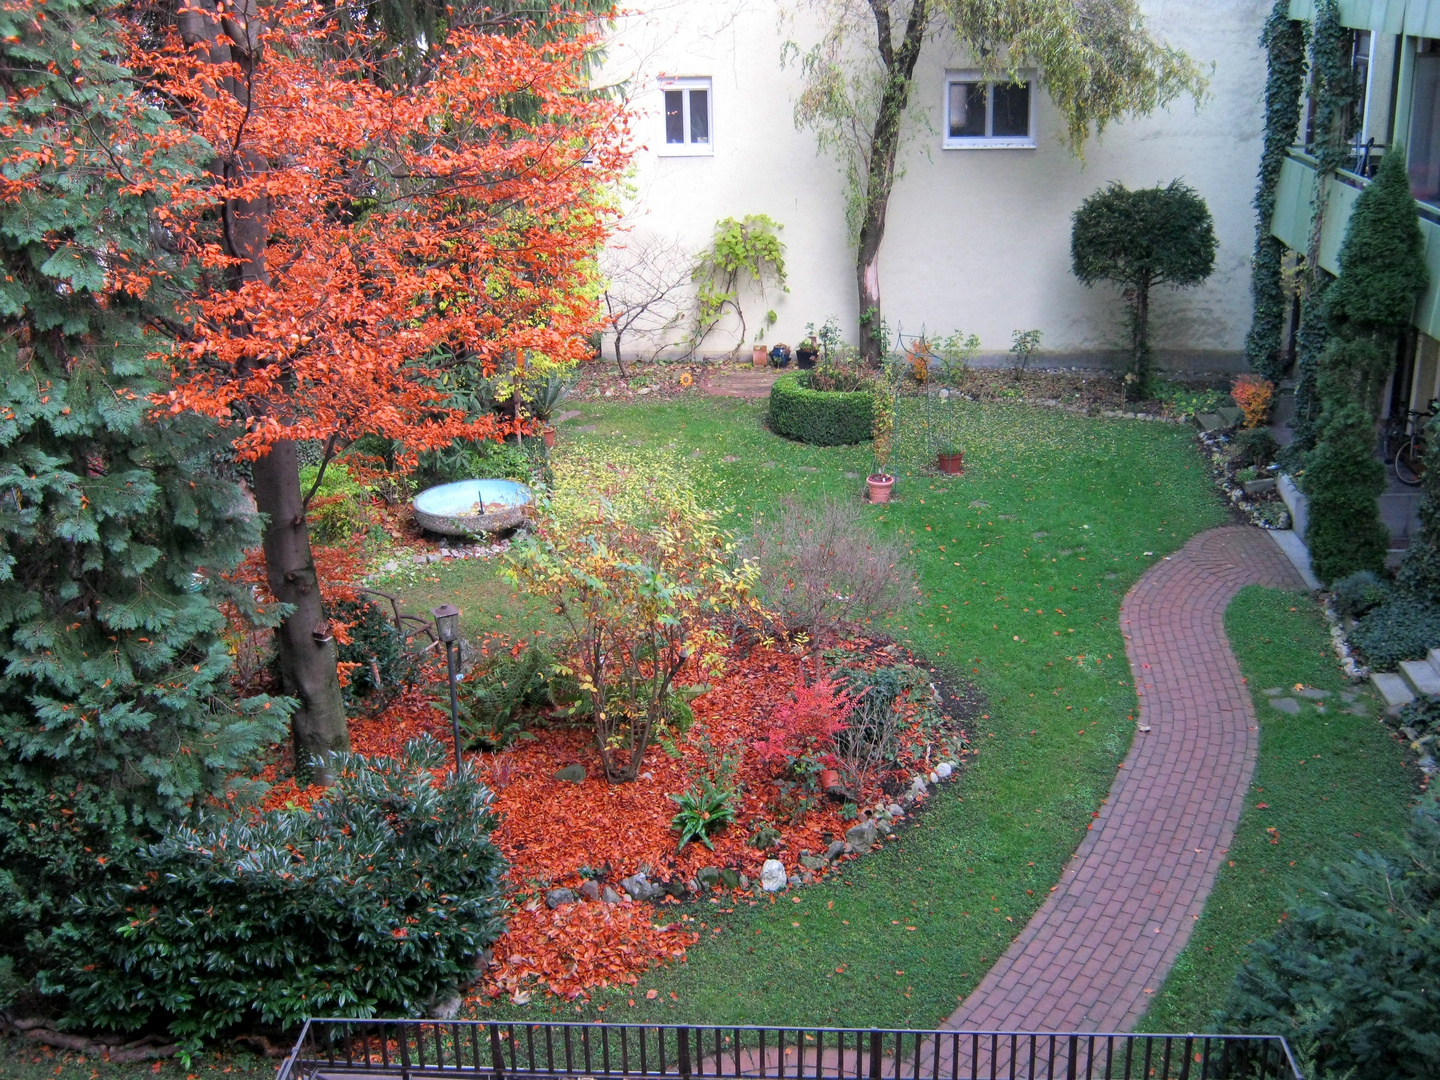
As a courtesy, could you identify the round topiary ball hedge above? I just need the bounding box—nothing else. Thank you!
[768,372,875,446]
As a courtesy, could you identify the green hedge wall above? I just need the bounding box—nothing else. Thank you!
[768,373,874,446]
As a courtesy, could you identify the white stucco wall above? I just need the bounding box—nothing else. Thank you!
[599,0,1271,369]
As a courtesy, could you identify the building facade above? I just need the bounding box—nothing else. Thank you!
[598,0,1272,368]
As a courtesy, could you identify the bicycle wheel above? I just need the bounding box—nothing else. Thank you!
[1396,438,1425,486]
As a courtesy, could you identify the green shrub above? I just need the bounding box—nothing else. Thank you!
[459,644,554,750]
[1399,414,1440,603]
[298,461,373,544]
[1350,597,1440,670]
[768,372,875,446]
[1304,401,1389,585]
[1330,570,1391,620]
[419,437,538,487]
[1218,797,1440,1080]
[45,738,506,1052]
[1394,694,1440,738]
[1229,426,1280,469]
[333,597,417,704]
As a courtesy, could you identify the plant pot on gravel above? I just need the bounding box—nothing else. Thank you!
[796,346,817,370]
[752,345,768,369]
[542,426,557,449]
[867,474,895,503]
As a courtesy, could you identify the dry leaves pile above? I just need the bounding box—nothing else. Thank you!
[253,640,964,1002]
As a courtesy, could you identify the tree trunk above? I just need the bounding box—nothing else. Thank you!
[855,0,928,366]
[252,440,350,776]
[1132,279,1151,386]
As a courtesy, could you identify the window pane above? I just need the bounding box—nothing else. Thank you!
[1409,53,1440,204]
[992,81,1030,137]
[688,89,709,143]
[948,82,986,137]
[664,90,684,144]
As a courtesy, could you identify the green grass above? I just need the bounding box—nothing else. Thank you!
[468,392,1226,1028]
[367,551,563,641]
[1137,585,1417,1032]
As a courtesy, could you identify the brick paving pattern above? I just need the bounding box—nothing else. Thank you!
[944,526,1304,1035]
[703,367,781,398]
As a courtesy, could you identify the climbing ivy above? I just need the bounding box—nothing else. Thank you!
[1291,0,1361,451]
[1245,0,1307,382]
[689,215,789,355]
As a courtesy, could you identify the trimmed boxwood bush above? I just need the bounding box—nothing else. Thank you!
[1351,597,1440,671]
[769,372,875,446]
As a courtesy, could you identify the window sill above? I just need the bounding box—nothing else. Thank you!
[657,144,715,157]
[942,138,1036,151]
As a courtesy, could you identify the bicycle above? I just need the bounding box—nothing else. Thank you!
[1392,399,1438,486]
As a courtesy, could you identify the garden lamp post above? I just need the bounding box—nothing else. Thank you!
[431,604,463,772]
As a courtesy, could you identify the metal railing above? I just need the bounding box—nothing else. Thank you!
[275,1019,1304,1080]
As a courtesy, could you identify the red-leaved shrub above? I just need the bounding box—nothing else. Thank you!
[754,669,856,771]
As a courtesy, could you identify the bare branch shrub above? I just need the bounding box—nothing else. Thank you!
[747,496,916,643]
[601,233,694,376]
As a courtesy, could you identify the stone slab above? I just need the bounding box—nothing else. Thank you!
[1428,647,1440,673]
[1217,406,1244,426]
[1372,671,1417,712]
[1196,412,1225,432]
[1270,696,1301,714]
[1400,658,1440,698]
[1267,528,1321,590]
[1242,477,1277,496]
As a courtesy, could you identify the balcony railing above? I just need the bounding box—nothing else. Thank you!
[275,1019,1304,1080]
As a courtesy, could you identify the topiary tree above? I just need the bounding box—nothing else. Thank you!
[1326,149,1429,341]
[1070,180,1217,393]
[1305,400,1390,584]
[1303,149,1428,582]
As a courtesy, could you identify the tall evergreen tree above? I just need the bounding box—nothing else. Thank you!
[0,0,290,991]
[1303,149,1428,582]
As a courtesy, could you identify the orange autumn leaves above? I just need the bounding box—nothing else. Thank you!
[111,1,630,458]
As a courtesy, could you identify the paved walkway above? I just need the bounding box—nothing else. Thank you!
[944,526,1305,1036]
[703,367,781,399]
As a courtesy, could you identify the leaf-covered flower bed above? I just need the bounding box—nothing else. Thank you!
[255,637,973,1003]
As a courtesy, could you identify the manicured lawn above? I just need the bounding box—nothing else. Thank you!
[466,391,1227,1028]
[1136,585,1417,1033]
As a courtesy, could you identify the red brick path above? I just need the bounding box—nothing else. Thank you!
[944,526,1304,1035]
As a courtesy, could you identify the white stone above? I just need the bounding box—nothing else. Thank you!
[935,762,953,779]
[759,859,787,892]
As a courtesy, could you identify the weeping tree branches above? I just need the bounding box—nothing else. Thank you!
[786,0,1208,365]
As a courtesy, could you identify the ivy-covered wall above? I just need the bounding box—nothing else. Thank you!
[1246,0,1308,384]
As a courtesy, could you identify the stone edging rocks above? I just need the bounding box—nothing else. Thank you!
[1197,429,1291,531]
[540,763,961,912]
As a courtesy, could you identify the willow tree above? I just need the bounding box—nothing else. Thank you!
[786,0,1208,364]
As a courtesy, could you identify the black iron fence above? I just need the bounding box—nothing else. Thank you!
[276,1019,1303,1080]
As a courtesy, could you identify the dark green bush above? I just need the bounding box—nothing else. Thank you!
[769,373,875,446]
[45,738,506,1051]
[1229,427,1280,469]
[333,597,418,704]
[1351,597,1440,670]
[1330,570,1392,619]
[1304,401,1389,585]
[1399,414,1440,604]
[1395,694,1440,738]
[1218,797,1440,1080]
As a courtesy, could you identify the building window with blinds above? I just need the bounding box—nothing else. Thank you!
[943,73,1035,149]
[660,78,713,156]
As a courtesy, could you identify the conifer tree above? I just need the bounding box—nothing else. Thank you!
[0,0,290,984]
[1304,150,1428,582]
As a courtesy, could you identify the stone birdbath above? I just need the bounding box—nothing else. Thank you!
[412,478,534,537]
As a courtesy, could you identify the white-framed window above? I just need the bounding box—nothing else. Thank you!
[659,77,713,156]
[943,72,1036,149]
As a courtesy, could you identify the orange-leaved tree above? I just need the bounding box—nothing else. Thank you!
[129,0,628,773]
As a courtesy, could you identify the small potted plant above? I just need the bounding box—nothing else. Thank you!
[527,374,572,448]
[769,343,792,368]
[868,431,895,504]
[936,441,964,475]
[796,336,818,370]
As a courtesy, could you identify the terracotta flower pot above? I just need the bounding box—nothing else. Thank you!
[936,450,964,475]
[752,345,768,368]
[867,474,895,503]
[819,768,840,791]
[542,426,557,449]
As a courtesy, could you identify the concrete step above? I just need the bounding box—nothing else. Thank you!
[1217,406,1244,426]
[1399,658,1440,698]
[1196,412,1226,432]
[1427,647,1440,675]
[1372,671,1416,713]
